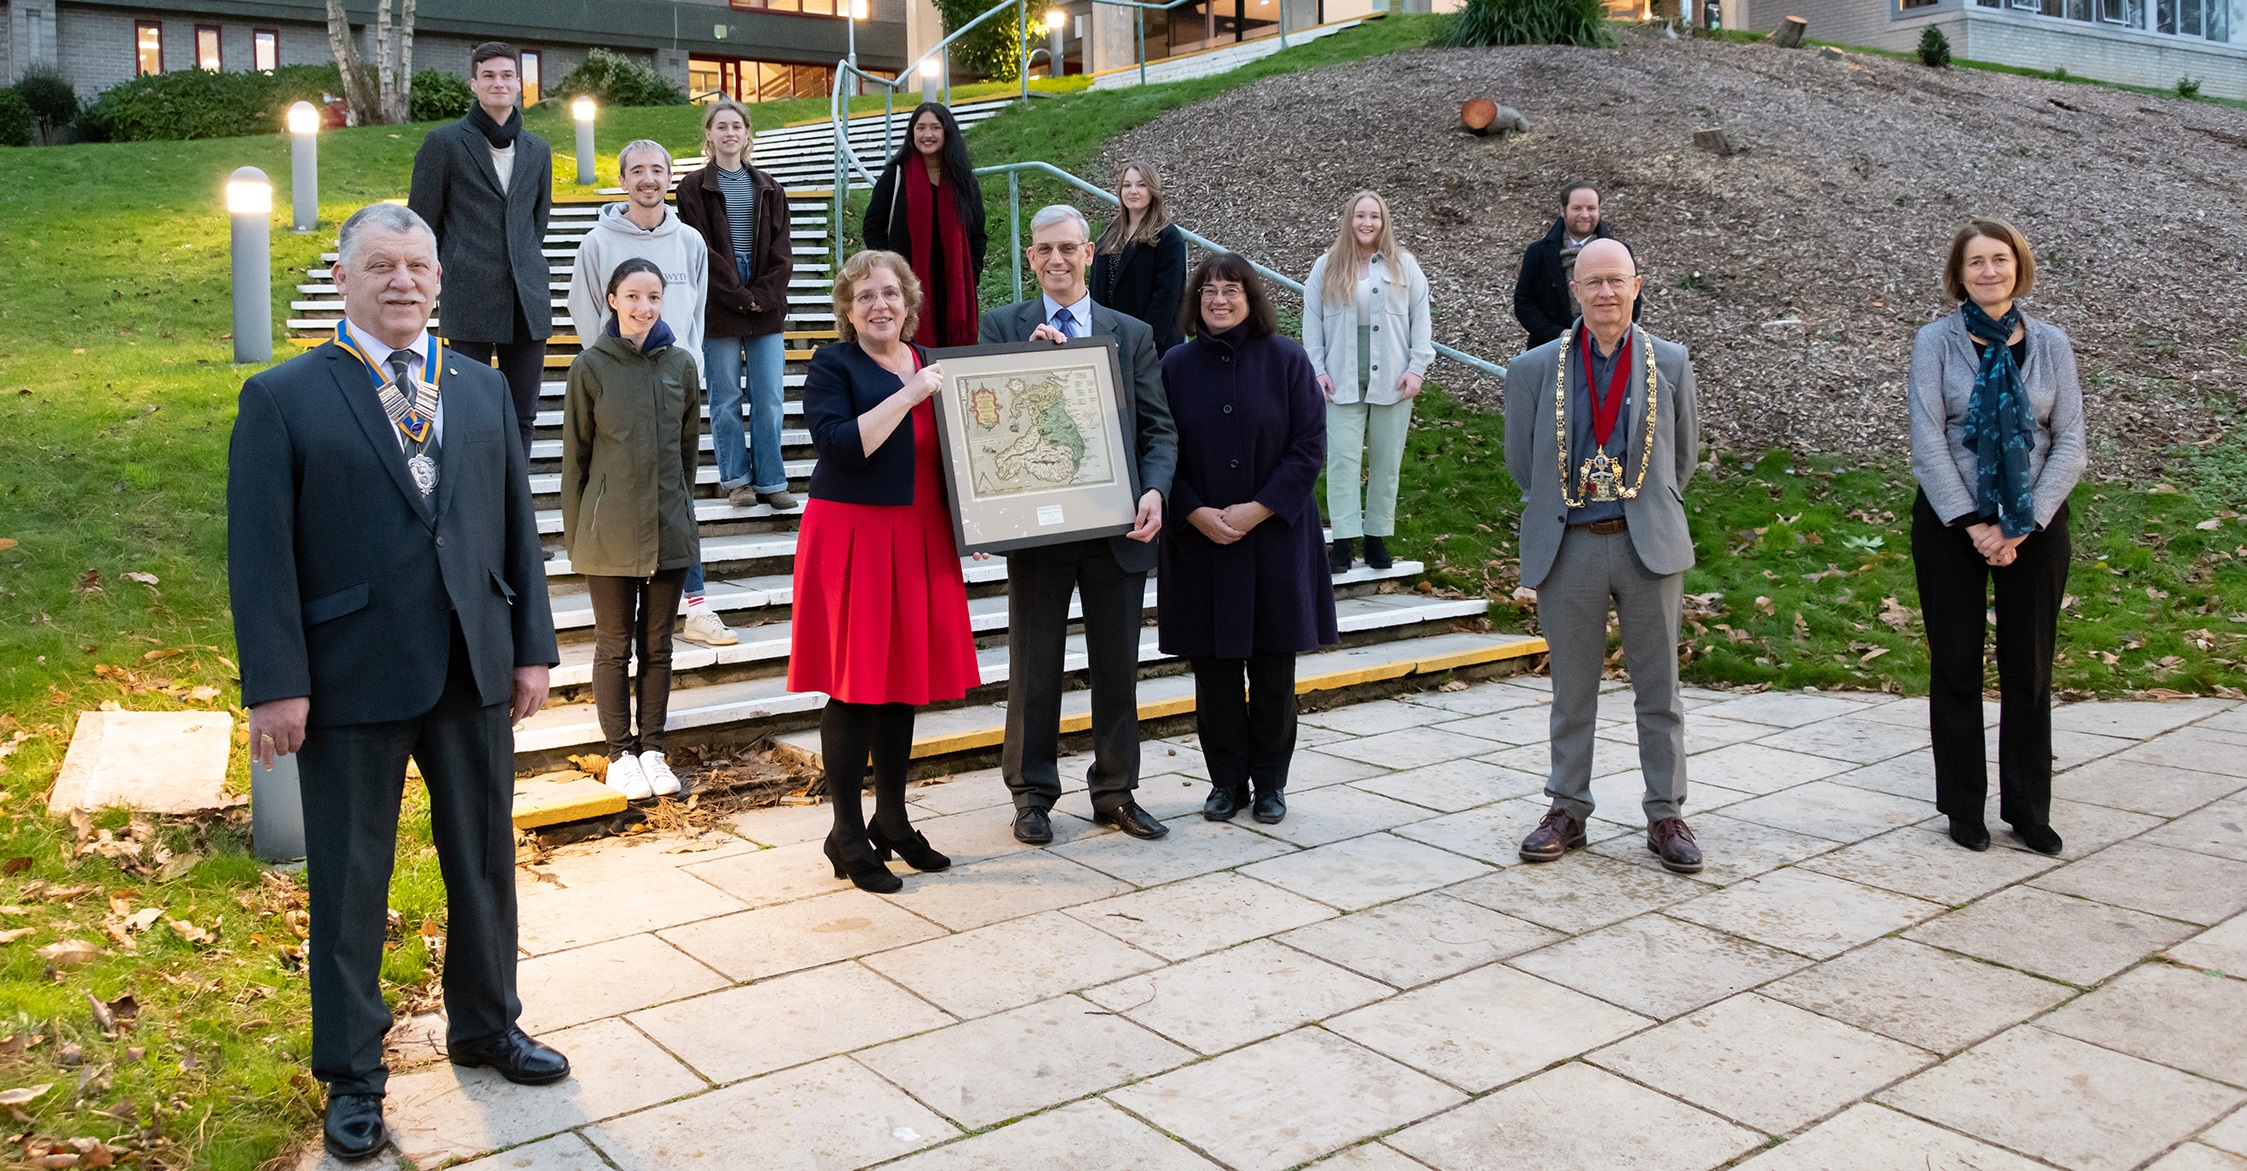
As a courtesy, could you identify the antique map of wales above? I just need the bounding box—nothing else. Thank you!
[959,366,1118,500]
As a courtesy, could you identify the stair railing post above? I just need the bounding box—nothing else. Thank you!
[1137,7,1147,85]
[1019,0,1030,103]
[1008,168,1022,301]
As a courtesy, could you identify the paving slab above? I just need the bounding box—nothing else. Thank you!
[860,910,1164,1018]
[1278,748,1394,789]
[2206,1109,2247,1157]
[1905,884,2199,985]
[880,849,1130,931]
[655,888,945,982]
[1301,697,1462,736]
[2143,793,2247,863]
[1302,1145,1428,1171]
[1761,938,2074,1054]
[1386,1061,1763,1171]
[1719,780,1936,842]
[1929,795,2168,862]
[1601,714,1773,753]
[1235,784,1440,848]
[1239,832,1495,911]
[1080,937,1393,1054]
[675,840,846,910]
[1828,751,1940,800]
[1431,704,1566,746]
[1587,812,1841,885]
[1507,913,1811,1020]
[896,806,1098,863]
[2049,698,2236,740]
[1876,1026,2244,1171]
[1589,992,1932,1134]
[2149,1145,2247,1171]
[516,866,751,955]
[625,960,954,1084]
[1276,892,1564,988]
[2030,840,2247,925]
[1400,681,1552,716]
[513,933,729,1036]
[1447,851,1710,933]
[1799,826,2061,906]
[2053,755,2247,817]
[2039,962,2247,1087]
[1328,962,1651,1091]
[1314,725,1500,770]
[1664,867,1946,960]
[1050,818,1298,889]
[905,766,1015,816]
[877,1099,1222,1170]
[1392,796,1624,866]
[2109,727,2247,778]
[47,709,237,815]
[1749,715,1934,765]
[2171,915,2247,977]
[1585,770,1760,830]
[1349,760,1546,812]
[1686,743,1855,794]
[1691,691,1878,728]
[1105,1027,1466,1171]
[1064,870,1336,961]
[444,1133,615,1171]
[1727,1103,2051,1171]
[855,996,1192,1129]
[724,800,841,845]
[584,1055,956,1169]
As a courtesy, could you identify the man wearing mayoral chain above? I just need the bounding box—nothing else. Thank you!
[1503,237,1707,874]
[227,202,568,1162]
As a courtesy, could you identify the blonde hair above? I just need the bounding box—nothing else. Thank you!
[1095,162,1175,254]
[1319,190,1404,308]
[1943,217,2036,303]
[832,250,922,344]
[700,98,752,164]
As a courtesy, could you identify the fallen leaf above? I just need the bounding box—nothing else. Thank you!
[2198,518,2223,531]
[0,1083,53,1107]
[165,918,213,945]
[1859,646,1891,664]
[154,852,205,882]
[0,538,17,552]
[0,928,35,944]
[73,569,103,595]
[36,939,99,967]
[140,649,181,662]
[2,857,30,875]
[121,908,161,934]
[1754,596,1775,616]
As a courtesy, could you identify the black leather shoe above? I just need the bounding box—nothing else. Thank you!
[1948,817,1990,852]
[322,1092,387,1161]
[870,825,951,872]
[1363,535,1394,570]
[1646,817,1704,875]
[2012,823,2064,856]
[1328,537,1354,574]
[1204,785,1247,821]
[448,1027,572,1086]
[1519,808,1587,862]
[1013,807,1054,845]
[1251,791,1287,824]
[1095,802,1170,840]
[824,834,904,893]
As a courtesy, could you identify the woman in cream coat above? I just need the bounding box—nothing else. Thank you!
[1304,190,1433,572]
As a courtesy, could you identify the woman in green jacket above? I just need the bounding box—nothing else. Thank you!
[561,257,704,802]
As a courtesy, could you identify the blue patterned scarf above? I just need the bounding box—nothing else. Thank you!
[1959,301,2036,538]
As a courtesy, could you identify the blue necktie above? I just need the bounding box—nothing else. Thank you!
[1051,307,1078,339]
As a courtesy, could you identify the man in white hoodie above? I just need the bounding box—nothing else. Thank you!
[568,140,739,647]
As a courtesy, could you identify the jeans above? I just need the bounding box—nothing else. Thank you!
[703,257,790,496]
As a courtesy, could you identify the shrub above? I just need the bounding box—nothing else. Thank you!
[550,48,687,107]
[1916,26,1951,67]
[79,63,344,141]
[2176,75,2202,98]
[935,0,1024,82]
[0,87,33,148]
[408,68,474,122]
[14,64,78,143]
[1438,0,1613,49]
[2050,64,2068,80]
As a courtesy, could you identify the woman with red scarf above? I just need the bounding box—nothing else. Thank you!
[862,103,987,348]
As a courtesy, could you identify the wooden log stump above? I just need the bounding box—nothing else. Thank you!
[1459,99,1530,138]
[1771,15,1807,47]
[1692,128,1735,156]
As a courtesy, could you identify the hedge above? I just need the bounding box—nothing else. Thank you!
[79,63,345,142]
[550,48,688,107]
[408,69,474,122]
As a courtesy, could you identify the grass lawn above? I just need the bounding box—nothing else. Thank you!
[0,14,2243,1165]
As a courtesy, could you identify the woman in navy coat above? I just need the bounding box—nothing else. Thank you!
[1158,252,1339,826]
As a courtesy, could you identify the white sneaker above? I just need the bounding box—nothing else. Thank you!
[604,753,653,800]
[640,750,682,797]
[679,608,738,646]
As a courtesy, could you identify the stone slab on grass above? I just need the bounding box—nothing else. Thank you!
[48,709,236,815]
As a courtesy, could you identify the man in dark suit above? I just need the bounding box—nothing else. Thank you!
[407,41,553,458]
[1512,181,1639,350]
[981,204,1178,845]
[229,202,568,1162]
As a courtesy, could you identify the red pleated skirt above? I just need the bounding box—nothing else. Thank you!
[788,400,981,705]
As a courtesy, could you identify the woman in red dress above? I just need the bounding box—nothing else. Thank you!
[791,250,981,893]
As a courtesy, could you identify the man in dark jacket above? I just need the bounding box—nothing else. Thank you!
[229,203,566,1161]
[1512,182,1638,349]
[408,41,554,458]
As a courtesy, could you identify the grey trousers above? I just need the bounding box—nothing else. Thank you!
[1537,526,1688,822]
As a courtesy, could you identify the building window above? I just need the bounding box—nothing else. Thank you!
[254,29,279,72]
[136,21,164,75]
[1898,0,1938,10]
[196,25,222,71]
[729,0,844,17]
[690,55,837,102]
[521,50,543,105]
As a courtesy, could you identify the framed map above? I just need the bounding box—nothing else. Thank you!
[926,338,1144,555]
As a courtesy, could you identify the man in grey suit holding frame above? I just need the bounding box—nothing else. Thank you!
[981,204,1179,845]
[1504,238,1706,874]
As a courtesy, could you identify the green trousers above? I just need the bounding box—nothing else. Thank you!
[1325,398,1413,540]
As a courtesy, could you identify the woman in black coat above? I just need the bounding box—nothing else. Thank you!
[861,102,987,348]
[1157,252,1338,827]
[1090,161,1188,354]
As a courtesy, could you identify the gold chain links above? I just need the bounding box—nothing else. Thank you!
[1554,326,1660,510]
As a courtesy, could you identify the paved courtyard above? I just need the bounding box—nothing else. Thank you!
[319,680,2247,1170]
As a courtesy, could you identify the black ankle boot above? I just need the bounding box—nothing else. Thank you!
[1947,816,1990,852]
[1363,535,1393,569]
[823,833,903,893]
[1328,537,1354,574]
[870,825,951,872]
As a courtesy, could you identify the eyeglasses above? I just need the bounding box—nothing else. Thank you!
[1573,275,1637,292]
[1029,243,1085,258]
[1199,284,1246,301]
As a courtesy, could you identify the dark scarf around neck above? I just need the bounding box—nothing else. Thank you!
[1959,301,2037,539]
[467,103,522,149]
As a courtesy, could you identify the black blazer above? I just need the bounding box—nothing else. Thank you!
[227,341,558,726]
[1090,224,1187,355]
[407,117,555,345]
[1512,217,1639,349]
[979,299,1178,575]
[863,159,988,282]
[802,340,937,507]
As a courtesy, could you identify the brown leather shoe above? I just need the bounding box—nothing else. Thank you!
[1519,808,1587,863]
[1647,817,1703,874]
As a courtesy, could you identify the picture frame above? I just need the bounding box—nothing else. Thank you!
[925,337,1144,556]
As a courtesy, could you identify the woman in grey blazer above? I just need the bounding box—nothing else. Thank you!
[1908,218,2086,857]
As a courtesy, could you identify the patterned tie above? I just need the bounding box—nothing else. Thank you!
[1051,306,1077,339]
[386,350,413,392]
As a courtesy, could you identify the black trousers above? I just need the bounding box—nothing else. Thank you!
[448,301,548,460]
[1002,539,1146,814]
[586,569,687,758]
[1193,651,1299,796]
[296,621,520,1096]
[1911,492,2071,829]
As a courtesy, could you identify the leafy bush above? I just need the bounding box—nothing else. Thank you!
[1437,0,1612,48]
[14,64,78,143]
[408,68,474,122]
[935,0,1025,82]
[1916,25,1951,67]
[2176,75,2202,98]
[550,48,687,107]
[0,87,33,148]
[79,63,344,142]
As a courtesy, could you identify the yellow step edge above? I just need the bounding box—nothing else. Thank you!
[510,774,628,830]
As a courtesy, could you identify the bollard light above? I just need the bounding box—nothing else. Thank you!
[227,165,273,365]
[286,100,319,233]
[919,56,940,102]
[571,95,597,186]
[1046,9,1067,78]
